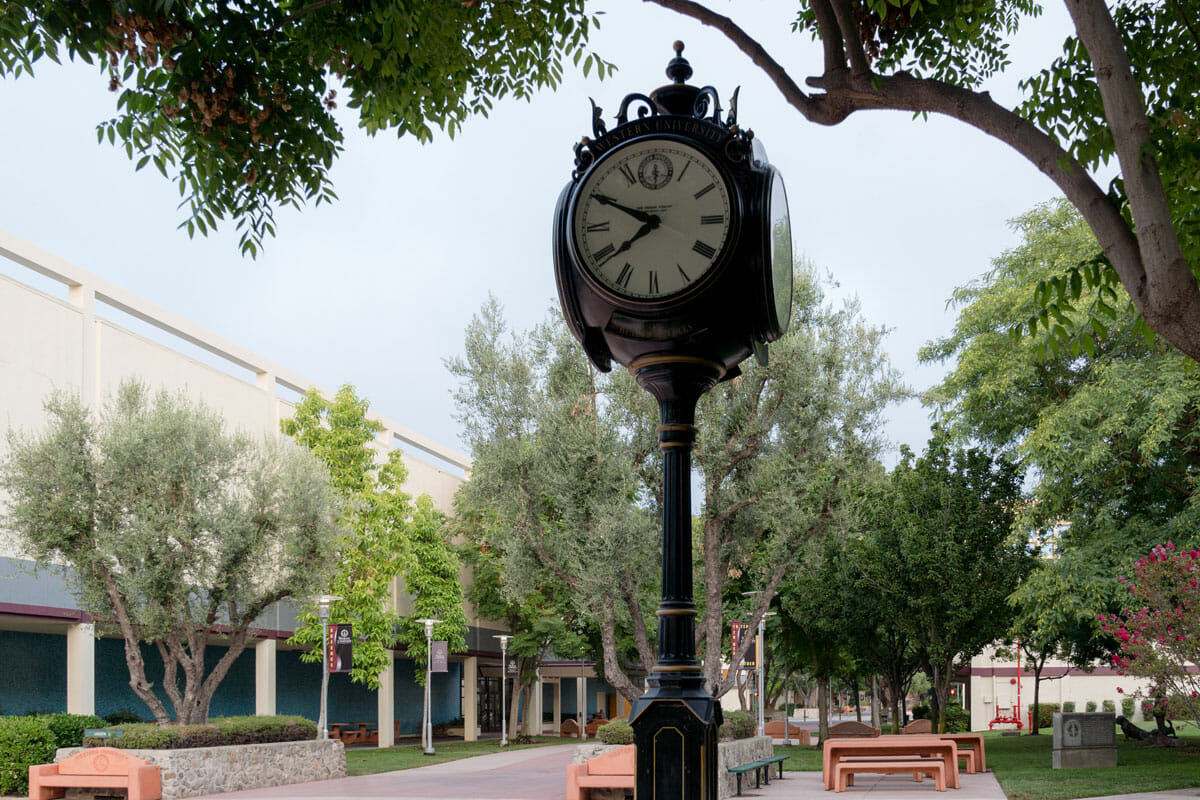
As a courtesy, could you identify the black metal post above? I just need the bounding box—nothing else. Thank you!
[628,354,723,800]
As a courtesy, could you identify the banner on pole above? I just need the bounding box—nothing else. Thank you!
[430,640,448,673]
[328,623,353,673]
[731,621,757,669]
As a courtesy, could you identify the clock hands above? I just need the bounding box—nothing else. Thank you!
[592,193,660,226]
[597,218,660,266]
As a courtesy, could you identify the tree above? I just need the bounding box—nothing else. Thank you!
[0,1,606,255]
[858,431,1030,732]
[649,0,1200,361]
[693,265,903,697]
[925,200,1200,668]
[281,385,466,688]
[0,380,339,724]
[448,297,661,704]
[1101,541,1200,733]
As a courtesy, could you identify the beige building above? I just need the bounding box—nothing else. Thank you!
[966,646,1153,729]
[0,230,618,739]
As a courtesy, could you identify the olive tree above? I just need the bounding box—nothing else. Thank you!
[1,380,340,724]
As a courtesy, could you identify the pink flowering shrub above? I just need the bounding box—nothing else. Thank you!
[1097,542,1200,730]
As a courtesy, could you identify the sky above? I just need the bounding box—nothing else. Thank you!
[0,1,1078,469]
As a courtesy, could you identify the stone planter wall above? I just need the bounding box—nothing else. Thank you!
[573,736,774,800]
[57,739,345,800]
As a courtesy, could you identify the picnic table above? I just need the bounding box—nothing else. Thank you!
[925,733,987,773]
[822,737,960,791]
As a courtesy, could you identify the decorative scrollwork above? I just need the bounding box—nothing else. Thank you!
[693,86,722,124]
[589,98,607,139]
[573,137,596,177]
[726,86,740,127]
[616,92,658,126]
[724,128,753,163]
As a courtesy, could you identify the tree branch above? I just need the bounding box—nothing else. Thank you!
[642,0,823,119]
[829,0,870,76]
[1064,0,1200,356]
[808,0,848,75]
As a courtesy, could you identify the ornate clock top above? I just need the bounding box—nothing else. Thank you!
[666,41,692,84]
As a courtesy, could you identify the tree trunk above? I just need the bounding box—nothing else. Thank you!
[816,673,830,741]
[597,604,644,703]
[852,674,862,723]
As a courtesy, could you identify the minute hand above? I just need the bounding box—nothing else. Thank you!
[593,193,659,225]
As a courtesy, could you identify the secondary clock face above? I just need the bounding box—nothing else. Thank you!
[571,138,733,301]
[766,168,793,337]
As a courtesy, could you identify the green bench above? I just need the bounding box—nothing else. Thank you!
[728,754,787,795]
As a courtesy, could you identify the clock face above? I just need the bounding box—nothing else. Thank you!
[571,138,733,301]
[766,169,793,337]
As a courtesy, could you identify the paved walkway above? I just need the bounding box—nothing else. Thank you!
[187,745,1200,800]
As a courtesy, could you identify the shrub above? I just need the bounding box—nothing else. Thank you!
[597,718,634,745]
[1121,698,1135,718]
[719,711,756,740]
[1102,700,1115,713]
[1063,701,1076,713]
[45,713,107,749]
[911,704,969,732]
[1085,701,1097,712]
[0,716,57,795]
[82,715,316,749]
[1032,703,1060,730]
[103,709,144,725]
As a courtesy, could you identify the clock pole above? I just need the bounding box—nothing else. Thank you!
[628,354,722,800]
[552,40,793,800]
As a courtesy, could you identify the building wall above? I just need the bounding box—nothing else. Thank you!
[968,646,1153,728]
[0,230,478,727]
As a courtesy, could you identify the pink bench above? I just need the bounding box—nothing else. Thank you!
[29,747,161,800]
[566,744,634,800]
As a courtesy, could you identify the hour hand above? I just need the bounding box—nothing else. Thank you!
[598,219,659,265]
[592,193,659,225]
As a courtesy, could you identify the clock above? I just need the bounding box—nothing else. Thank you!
[569,137,736,303]
[760,166,792,341]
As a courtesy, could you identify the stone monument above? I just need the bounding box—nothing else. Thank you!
[1052,712,1117,769]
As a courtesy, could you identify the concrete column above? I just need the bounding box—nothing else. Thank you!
[65,623,95,716]
[254,638,277,716]
[67,285,99,410]
[255,371,277,434]
[576,674,587,738]
[462,656,478,742]
[552,680,561,735]
[377,650,395,748]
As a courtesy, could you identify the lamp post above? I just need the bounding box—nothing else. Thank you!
[742,591,775,738]
[315,595,342,741]
[494,634,511,746]
[418,618,442,755]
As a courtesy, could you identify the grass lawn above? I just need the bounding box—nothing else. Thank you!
[344,736,567,776]
[778,727,1200,800]
[987,728,1200,800]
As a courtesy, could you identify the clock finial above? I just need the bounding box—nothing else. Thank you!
[666,41,692,84]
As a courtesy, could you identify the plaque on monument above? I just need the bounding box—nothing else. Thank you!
[1053,712,1117,769]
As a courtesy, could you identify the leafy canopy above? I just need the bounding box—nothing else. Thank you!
[0,1,605,255]
[282,384,465,686]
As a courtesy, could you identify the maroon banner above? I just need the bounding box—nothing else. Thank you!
[327,623,353,673]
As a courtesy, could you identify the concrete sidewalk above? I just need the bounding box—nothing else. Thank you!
[186,745,1200,800]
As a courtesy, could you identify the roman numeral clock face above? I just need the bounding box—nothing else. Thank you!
[571,139,733,301]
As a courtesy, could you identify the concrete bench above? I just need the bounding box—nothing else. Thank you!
[902,719,933,734]
[30,747,161,800]
[764,720,811,745]
[727,754,787,796]
[826,720,881,739]
[566,744,634,800]
[834,758,946,792]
